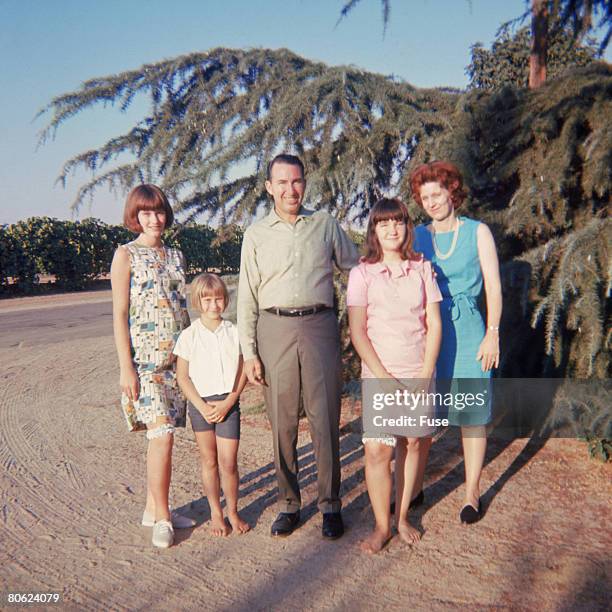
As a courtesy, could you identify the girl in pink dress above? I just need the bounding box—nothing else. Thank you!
[347,197,442,554]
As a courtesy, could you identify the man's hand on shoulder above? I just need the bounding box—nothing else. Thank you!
[244,357,266,386]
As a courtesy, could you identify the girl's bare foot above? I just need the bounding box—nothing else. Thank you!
[227,511,250,534]
[209,512,230,537]
[397,520,421,545]
[360,527,392,554]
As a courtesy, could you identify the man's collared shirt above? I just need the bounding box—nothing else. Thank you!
[237,206,359,359]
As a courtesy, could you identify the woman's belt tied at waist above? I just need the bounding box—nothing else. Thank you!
[441,294,479,321]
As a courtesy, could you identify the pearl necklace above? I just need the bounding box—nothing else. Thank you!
[431,218,460,260]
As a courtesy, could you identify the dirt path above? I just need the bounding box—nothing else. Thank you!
[0,293,610,611]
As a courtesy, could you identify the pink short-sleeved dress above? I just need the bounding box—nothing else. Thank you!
[347,257,442,442]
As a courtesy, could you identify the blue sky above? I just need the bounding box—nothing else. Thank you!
[1,0,604,225]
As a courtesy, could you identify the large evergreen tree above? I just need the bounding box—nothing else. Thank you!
[39,50,610,386]
[338,0,611,88]
[410,62,611,379]
[467,19,598,90]
[38,48,454,224]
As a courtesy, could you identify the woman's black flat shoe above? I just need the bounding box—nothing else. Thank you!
[460,500,481,524]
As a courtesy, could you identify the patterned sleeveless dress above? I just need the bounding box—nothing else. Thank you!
[414,217,491,426]
[120,242,190,432]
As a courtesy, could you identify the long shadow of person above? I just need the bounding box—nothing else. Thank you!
[218,420,365,529]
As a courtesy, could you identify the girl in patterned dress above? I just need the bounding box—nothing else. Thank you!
[410,161,502,525]
[111,184,193,548]
[347,198,442,554]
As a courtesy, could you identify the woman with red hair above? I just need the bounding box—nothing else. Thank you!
[410,161,502,524]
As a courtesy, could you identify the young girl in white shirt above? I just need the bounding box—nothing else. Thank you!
[174,273,250,536]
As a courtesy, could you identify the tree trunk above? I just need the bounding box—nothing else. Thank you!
[529,0,549,88]
[581,0,593,38]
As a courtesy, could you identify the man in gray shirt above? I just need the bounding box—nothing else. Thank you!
[238,154,359,538]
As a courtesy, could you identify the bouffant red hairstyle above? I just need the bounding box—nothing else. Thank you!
[409,161,467,209]
[364,197,418,264]
[123,184,174,233]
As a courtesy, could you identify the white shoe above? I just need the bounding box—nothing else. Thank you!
[152,519,174,548]
[142,509,196,529]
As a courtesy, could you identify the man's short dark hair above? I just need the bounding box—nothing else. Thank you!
[266,154,305,181]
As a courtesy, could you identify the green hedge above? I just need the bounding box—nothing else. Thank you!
[0,217,242,294]
[166,223,243,276]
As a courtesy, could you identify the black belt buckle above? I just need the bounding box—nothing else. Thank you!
[266,305,328,317]
[294,307,315,317]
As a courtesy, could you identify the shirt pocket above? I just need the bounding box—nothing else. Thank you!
[301,230,333,275]
[257,237,295,277]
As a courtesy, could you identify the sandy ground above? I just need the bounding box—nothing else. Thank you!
[0,290,610,611]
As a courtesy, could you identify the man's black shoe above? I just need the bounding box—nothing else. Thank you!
[322,512,344,539]
[271,511,300,537]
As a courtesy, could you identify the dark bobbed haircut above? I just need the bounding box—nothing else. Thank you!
[189,273,229,312]
[409,161,467,209]
[266,154,305,181]
[123,184,174,233]
[364,197,418,264]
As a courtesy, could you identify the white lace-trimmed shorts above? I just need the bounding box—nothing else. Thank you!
[361,376,436,447]
[362,433,398,448]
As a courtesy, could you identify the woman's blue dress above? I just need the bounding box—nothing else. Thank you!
[414,217,491,426]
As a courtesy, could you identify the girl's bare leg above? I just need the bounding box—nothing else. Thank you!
[396,437,430,544]
[146,417,173,522]
[361,441,394,554]
[216,437,250,534]
[414,437,432,496]
[394,439,406,514]
[194,430,229,536]
[144,488,155,517]
[461,426,486,509]
[394,437,431,512]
